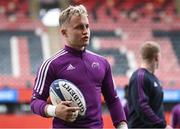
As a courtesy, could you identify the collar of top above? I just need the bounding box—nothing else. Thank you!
[64,45,86,56]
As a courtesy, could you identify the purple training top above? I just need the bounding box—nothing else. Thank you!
[30,45,126,128]
[172,104,180,128]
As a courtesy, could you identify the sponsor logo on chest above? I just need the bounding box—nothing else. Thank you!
[66,64,76,70]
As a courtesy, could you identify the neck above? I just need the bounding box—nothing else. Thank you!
[66,44,85,51]
[141,62,155,74]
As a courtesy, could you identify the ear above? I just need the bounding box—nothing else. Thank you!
[61,28,67,37]
[154,54,159,61]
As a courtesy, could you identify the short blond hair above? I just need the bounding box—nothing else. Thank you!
[59,5,88,27]
[140,41,160,61]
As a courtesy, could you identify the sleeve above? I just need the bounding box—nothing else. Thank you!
[30,60,56,117]
[101,61,126,127]
[171,107,177,128]
[130,70,166,128]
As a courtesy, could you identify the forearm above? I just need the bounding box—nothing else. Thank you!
[137,103,166,127]
[107,98,127,127]
[132,79,166,127]
[30,99,48,117]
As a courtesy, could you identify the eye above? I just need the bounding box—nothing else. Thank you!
[75,24,83,29]
[74,24,89,30]
[85,24,89,29]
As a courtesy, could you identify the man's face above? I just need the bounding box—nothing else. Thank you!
[62,15,90,51]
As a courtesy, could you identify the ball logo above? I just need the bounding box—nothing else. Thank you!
[61,82,85,113]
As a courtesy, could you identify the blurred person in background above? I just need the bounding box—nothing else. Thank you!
[121,84,129,120]
[127,41,172,129]
[171,103,180,128]
[30,4,127,129]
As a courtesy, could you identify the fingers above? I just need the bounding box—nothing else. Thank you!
[56,101,80,122]
[61,101,73,106]
[68,117,76,122]
[71,110,78,118]
[67,110,79,119]
[67,106,80,112]
[66,110,79,122]
[60,101,80,111]
[69,111,78,122]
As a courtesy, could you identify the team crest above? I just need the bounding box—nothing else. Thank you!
[91,62,100,69]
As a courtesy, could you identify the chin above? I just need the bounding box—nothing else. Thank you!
[83,42,89,47]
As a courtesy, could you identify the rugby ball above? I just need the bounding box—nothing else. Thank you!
[49,79,86,116]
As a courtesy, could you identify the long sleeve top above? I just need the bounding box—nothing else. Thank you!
[171,104,180,128]
[30,45,126,128]
[128,68,166,128]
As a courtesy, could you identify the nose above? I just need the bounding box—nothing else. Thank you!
[82,28,88,35]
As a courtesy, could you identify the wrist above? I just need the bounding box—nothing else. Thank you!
[117,121,128,129]
[46,105,56,117]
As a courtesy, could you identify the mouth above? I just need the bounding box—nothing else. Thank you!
[82,36,89,41]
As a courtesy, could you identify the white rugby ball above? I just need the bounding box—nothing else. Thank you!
[49,79,86,116]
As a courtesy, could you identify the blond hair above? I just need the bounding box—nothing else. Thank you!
[140,41,160,61]
[59,5,88,27]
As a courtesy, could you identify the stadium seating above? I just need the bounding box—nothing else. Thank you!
[92,0,179,89]
[0,34,11,75]
[0,3,45,101]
